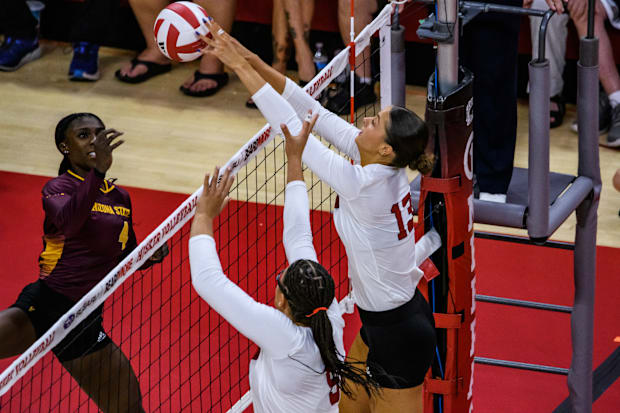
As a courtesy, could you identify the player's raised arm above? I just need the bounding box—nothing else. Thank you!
[282,114,318,264]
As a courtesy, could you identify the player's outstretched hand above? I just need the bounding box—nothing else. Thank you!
[197,20,247,70]
[197,167,235,221]
[93,128,124,173]
[281,112,318,161]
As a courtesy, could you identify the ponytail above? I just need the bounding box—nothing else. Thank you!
[282,260,381,397]
[385,106,434,174]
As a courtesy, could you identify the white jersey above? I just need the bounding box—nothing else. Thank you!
[189,181,344,413]
[253,81,433,312]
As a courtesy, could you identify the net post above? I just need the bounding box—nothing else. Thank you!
[436,0,459,95]
[388,5,404,107]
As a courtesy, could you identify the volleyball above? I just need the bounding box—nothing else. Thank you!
[154,1,210,62]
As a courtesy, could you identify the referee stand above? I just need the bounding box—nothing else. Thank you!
[407,0,601,411]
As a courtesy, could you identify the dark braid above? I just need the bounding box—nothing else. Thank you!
[282,259,381,398]
[54,113,104,175]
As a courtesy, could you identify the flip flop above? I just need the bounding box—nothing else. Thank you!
[180,71,229,97]
[115,58,172,84]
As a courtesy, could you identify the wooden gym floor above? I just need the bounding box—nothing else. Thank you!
[0,41,618,247]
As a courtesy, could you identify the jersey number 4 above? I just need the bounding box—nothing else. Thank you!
[326,371,340,405]
[391,193,414,240]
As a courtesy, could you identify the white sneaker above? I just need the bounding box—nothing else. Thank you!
[479,192,507,203]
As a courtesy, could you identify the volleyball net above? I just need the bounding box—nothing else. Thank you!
[0,5,394,412]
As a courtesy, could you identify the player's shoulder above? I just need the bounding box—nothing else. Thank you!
[42,173,76,196]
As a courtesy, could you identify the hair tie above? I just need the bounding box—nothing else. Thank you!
[305,307,328,318]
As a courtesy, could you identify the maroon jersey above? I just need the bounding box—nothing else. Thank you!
[39,169,137,301]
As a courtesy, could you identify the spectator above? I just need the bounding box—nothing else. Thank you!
[465,0,563,202]
[0,0,118,80]
[116,0,236,97]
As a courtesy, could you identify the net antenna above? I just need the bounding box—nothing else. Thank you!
[0,5,395,412]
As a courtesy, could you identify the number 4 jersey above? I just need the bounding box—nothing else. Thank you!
[38,169,137,302]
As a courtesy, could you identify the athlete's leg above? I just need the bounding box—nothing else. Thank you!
[339,331,371,413]
[0,307,37,358]
[371,385,423,413]
[62,341,144,413]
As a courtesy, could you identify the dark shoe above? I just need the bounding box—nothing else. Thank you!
[571,84,611,135]
[0,37,41,71]
[549,94,565,128]
[180,71,229,97]
[323,74,377,115]
[115,58,172,84]
[601,104,620,148]
[69,42,100,81]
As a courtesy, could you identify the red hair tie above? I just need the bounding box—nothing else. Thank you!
[305,307,328,317]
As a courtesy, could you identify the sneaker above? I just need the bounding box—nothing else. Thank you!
[0,37,41,71]
[601,104,620,148]
[69,42,100,81]
[323,74,377,115]
[571,84,611,135]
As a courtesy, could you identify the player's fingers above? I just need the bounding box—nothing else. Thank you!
[209,167,220,192]
[281,124,292,140]
[223,171,235,194]
[306,113,319,133]
[106,131,125,144]
[109,140,125,151]
[202,173,211,194]
[218,167,231,194]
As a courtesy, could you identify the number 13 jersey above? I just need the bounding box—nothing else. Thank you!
[277,79,424,312]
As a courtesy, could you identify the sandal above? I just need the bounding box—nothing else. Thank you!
[550,94,565,129]
[180,71,229,97]
[114,58,172,84]
[245,79,309,109]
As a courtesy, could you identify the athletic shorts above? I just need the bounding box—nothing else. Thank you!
[359,289,436,389]
[11,280,111,362]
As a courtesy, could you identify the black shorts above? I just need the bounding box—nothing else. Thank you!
[11,280,111,362]
[359,289,436,389]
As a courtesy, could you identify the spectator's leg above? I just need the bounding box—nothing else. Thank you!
[116,0,171,79]
[272,0,291,74]
[0,0,38,39]
[181,0,238,94]
[570,0,620,99]
[338,0,377,82]
[529,0,569,125]
[461,1,521,196]
[283,0,316,82]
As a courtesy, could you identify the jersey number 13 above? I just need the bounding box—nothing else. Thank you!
[390,193,414,240]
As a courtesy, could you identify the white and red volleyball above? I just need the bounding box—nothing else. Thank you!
[154,1,211,62]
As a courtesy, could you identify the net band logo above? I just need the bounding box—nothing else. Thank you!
[306,67,333,97]
[0,331,56,392]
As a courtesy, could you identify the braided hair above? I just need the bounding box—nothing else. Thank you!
[54,113,104,175]
[385,106,435,175]
[281,259,380,397]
